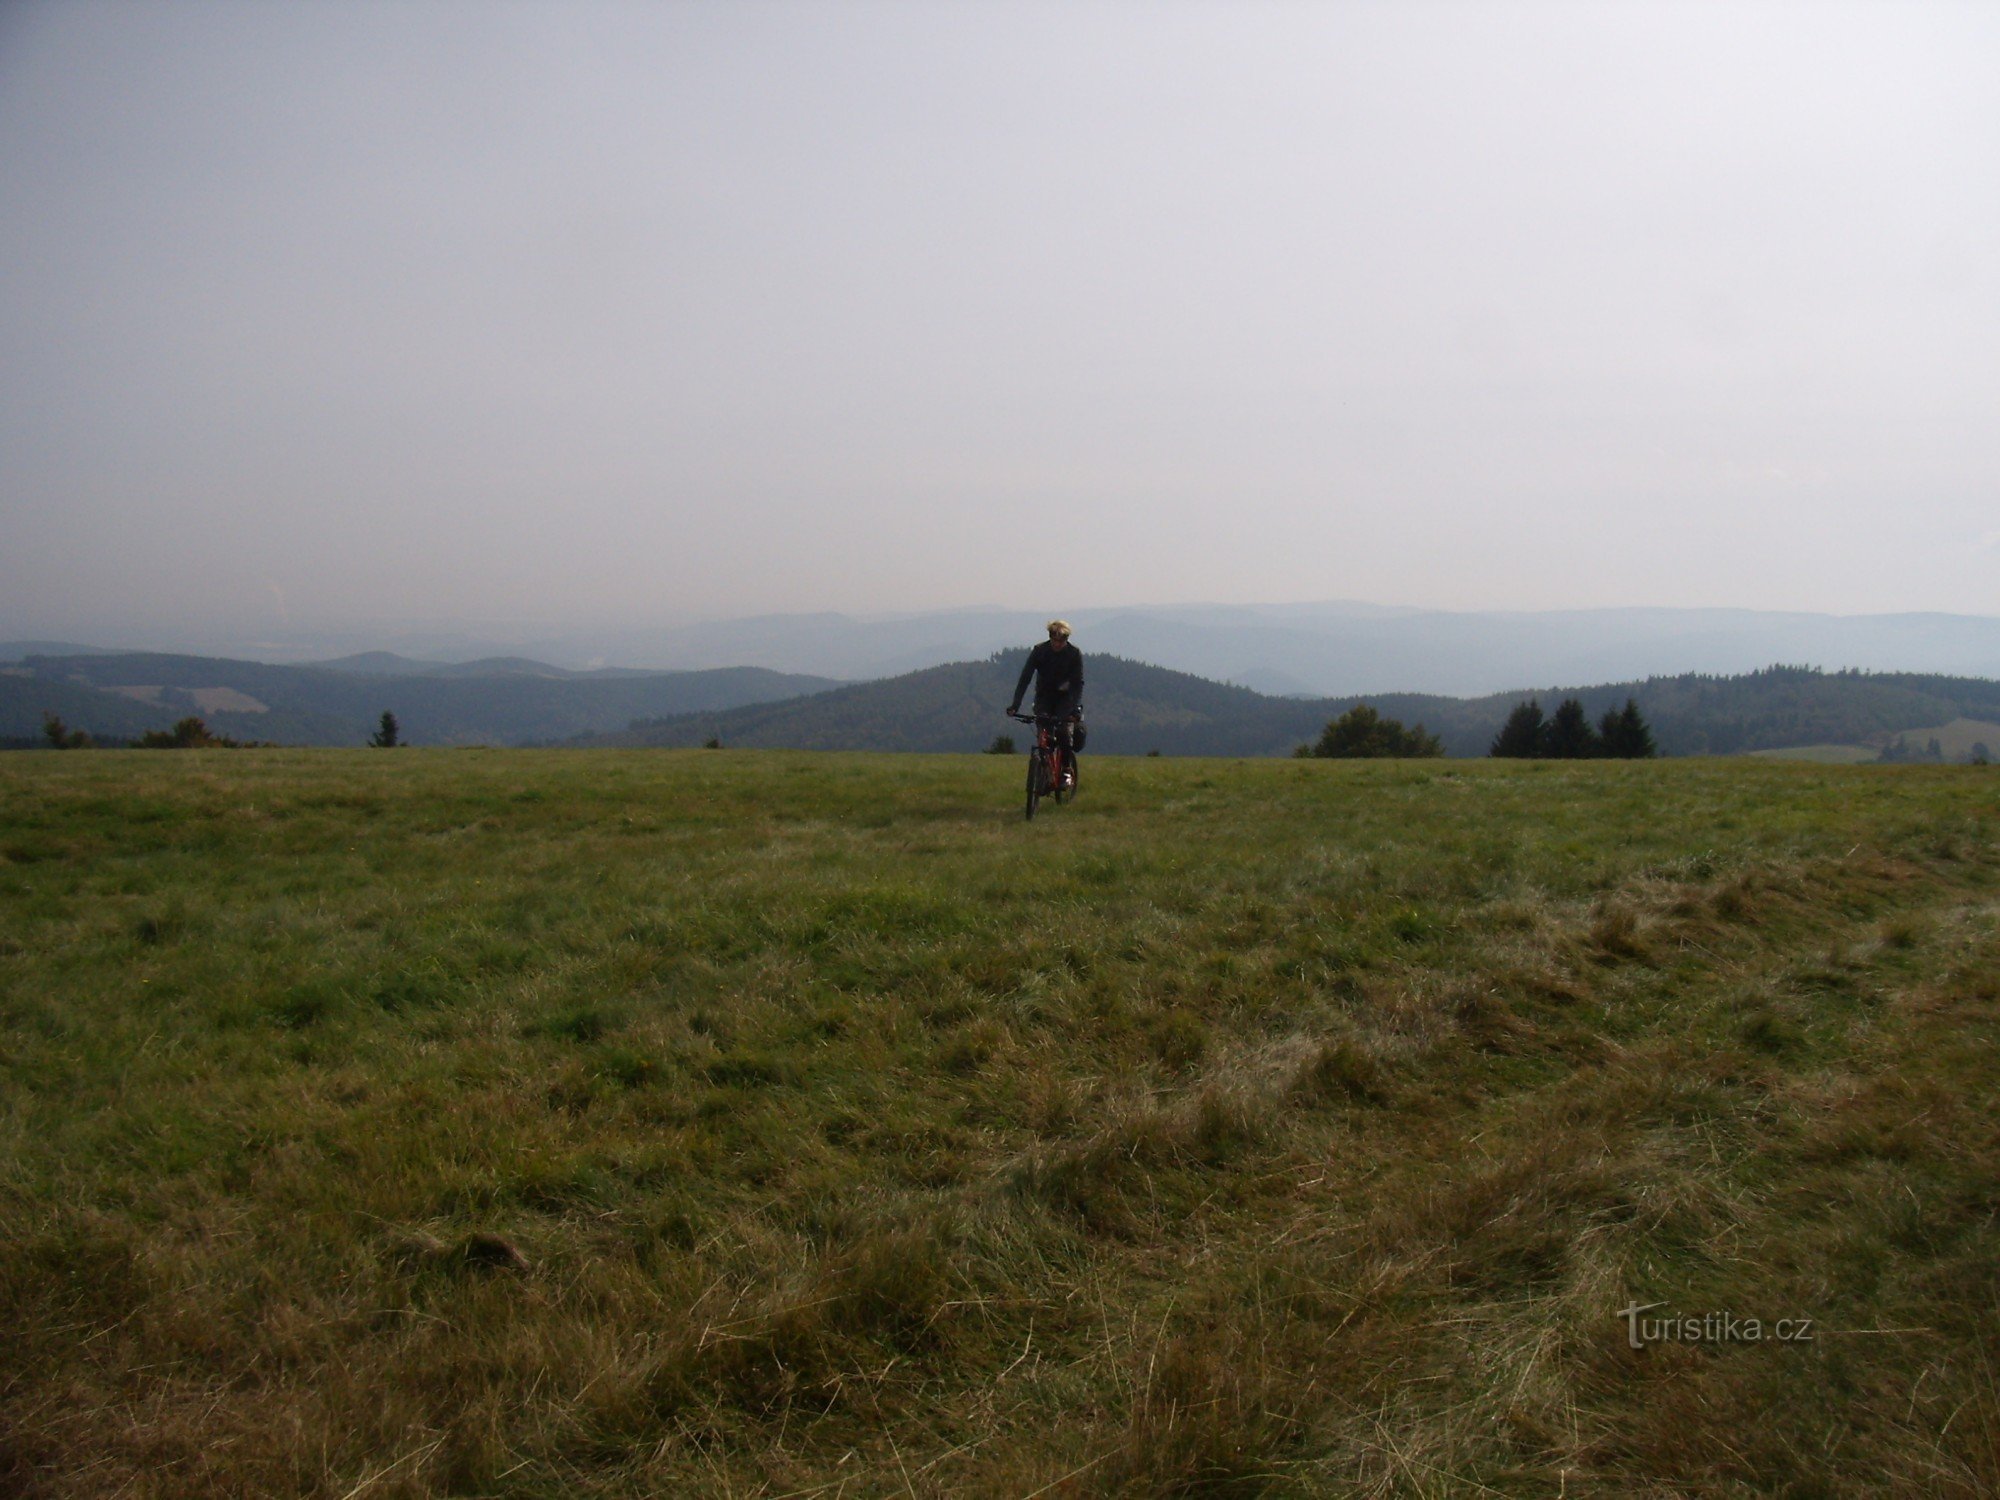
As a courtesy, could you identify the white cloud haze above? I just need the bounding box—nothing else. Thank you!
[2,0,1996,643]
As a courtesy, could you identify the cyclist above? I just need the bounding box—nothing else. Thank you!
[1007,619,1085,785]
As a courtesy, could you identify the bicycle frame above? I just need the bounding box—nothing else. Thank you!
[1038,717,1071,783]
[1011,711,1077,820]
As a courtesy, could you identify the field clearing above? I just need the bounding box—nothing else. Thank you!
[3,749,1998,1496]
[1884,719,2000,760]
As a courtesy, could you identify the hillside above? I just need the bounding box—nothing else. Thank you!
[580,653,1353,756]
[0,653,838,747]
[3,750,1994,1495]
[95,602,2000,693]
[0,640,128,661]
[583,657,2000,760]
[311,653,665,681]
[13,646,1999,759]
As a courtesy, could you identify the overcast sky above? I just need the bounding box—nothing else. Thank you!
[2,0,1996,643]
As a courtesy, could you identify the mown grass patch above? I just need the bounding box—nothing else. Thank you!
[1,748,1995,1495]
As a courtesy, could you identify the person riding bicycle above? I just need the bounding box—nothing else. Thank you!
[1007,620,1085,784]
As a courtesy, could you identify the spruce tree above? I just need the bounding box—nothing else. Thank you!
[1490,699,1545,757]
[1599,699,1656,758]
[369,711,401,748]
[1541,698,1598,758]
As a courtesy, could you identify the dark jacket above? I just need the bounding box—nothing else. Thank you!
[1012,640,1084,715]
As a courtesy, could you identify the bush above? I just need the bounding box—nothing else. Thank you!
[136,717,242,750]
[40,714,92,750]
[1304,704,1443,759]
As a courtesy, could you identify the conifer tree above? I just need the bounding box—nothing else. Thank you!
[369,711,401,748]
[1541,698,1598,758]
[1598,698,1656,758]
[1489,699,1545,757]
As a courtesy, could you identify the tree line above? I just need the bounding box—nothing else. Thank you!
[1488,697,1656,759]
[37,711,400,750]
[1298,698,1656,759]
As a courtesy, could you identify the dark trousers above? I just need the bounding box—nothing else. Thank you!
[1035,701,1080,757]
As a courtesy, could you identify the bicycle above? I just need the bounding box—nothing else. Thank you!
[1010,711,1079,820]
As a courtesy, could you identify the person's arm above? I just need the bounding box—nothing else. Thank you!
[1009,646,1040,711]
[1054,650,1082,716]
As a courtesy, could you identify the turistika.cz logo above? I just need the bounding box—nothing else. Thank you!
[1617,1303,1815,1350]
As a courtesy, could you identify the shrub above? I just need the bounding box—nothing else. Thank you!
[136,717,241,749]
[1305,704,1443,759]
[40,714,92,749]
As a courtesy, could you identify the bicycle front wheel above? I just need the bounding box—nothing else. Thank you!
[1025,750,1044,820]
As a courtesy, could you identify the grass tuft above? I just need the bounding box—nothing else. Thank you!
[1291,1035,1392,1107]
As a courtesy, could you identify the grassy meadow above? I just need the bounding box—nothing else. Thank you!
[2,748,1997,1496]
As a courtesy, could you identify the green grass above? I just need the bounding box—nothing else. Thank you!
[3,748,1998,1496]
[1745,743,1880,764]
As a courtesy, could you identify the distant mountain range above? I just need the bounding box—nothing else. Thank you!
[610,603,1997,698]
[8,640,1999,762]
[1,652,836,747]
[19,602,2000,696]
[576,654,2000,762]
[308,651,664,681]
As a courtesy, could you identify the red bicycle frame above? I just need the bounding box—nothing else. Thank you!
[1012,710,1077,819]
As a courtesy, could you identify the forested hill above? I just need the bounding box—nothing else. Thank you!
[1,653,837,747]
[576,654,1342,756]
[581,659,2000,759]
[1518,666,2000,756]
[12,646,1997,757]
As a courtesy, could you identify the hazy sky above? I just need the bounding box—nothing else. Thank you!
[3,0,1996,642]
